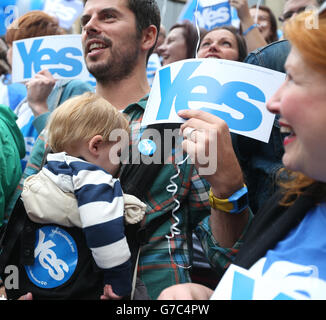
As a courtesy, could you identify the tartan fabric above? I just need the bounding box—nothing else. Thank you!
[195,211,254,278]
[123,97,212,299]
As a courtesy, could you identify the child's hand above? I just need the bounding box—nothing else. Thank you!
[100,284,123,300]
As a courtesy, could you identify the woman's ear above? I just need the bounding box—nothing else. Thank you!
[88,135,104,156]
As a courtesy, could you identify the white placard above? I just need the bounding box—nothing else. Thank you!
[200,0,229,7]
[43,0,83,30]
[12,34,93,83]
[141,59,285,143]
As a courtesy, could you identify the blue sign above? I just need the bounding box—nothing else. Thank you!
[12,35,90,83]
[178,0,232,30]
[16,38,82,78]
[25,226,78,289]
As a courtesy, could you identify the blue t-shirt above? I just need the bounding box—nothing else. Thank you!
[263,202,326,280]
[211,202,326,300]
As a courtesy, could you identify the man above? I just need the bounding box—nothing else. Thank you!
[80,0,233,299]
[279,0,323,23]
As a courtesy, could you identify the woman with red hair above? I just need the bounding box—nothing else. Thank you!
[158,6,326,300]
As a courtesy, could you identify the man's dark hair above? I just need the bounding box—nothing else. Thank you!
[126,0,161,59]
[84,0,161,60]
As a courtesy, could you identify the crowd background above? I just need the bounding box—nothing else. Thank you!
[0,0,325,301]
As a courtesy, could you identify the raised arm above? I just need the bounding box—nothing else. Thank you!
[229,0,267,53]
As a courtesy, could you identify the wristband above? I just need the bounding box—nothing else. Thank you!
[209,184,248,214]
[243,24,259,36]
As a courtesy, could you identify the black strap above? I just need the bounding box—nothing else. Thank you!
[121,123,180,272]
[120,123,179,202]
[20,218,36,266]
[120,123,179,238]
[234,188,319,269]
[0,198,27,273]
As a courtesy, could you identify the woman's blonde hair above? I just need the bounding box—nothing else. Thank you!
[278,10,326,206]
[47,92,130,153]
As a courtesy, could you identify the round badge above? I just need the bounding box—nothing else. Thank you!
[138,139,157,156]
[25,226,78,289]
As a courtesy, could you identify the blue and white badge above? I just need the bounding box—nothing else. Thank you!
[25,226,78,289]
[138,139,157,156]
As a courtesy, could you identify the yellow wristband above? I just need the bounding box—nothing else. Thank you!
[209,184,248,214]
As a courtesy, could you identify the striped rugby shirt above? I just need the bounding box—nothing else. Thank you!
[43,152,132,296]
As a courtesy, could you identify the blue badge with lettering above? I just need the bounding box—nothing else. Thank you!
[25,226,78,289]
[138,139,157,156]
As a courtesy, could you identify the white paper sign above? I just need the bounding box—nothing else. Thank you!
[141,59,285,143]
[211,258,326,300]
[200,0,229,7]
[12,34,93,83]
[43,0,83,30]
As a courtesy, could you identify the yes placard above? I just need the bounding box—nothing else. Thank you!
[12,34,94,84]
[141,59,285,143]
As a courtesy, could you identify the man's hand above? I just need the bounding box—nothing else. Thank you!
[158,283,213,300]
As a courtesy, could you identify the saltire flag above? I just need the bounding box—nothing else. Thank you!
[178,0,240,30]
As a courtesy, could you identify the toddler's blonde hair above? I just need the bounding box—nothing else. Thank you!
[47,92,130,153]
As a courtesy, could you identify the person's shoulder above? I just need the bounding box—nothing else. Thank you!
[60,79,94,93]
[0,104,17,122]
[256,40,290,53]
[244,40,291,73]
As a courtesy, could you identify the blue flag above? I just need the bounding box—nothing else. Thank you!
[178,0,232,30]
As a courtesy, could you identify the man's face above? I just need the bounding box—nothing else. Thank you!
[81,0,142,83]
[281,0,319,22]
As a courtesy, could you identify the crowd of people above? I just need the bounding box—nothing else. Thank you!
[0,0,325,301]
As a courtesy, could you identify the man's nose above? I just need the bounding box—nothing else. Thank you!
[83,17,100,35]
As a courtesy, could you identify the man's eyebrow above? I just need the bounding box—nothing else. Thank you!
[81,8,120,24]
[99,8,120,16]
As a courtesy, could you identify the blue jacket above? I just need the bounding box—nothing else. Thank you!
[232,40,291,214]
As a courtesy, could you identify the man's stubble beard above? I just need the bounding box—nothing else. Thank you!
[86,36,142,85]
